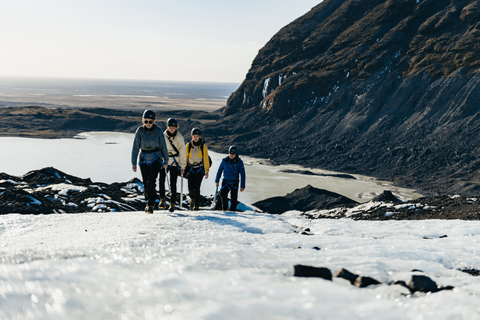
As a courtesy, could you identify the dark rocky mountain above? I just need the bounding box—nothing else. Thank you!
[207,0,480,196]
[253,184,358,214]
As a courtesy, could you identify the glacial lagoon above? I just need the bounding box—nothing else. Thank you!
[0,132,422,205]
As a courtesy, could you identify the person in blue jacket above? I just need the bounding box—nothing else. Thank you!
[215,145,246,211]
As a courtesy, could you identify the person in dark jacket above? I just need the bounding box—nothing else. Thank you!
[131,109,169,214]
[215,145,246,211]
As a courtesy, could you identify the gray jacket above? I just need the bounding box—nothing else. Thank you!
[131,125,169,166]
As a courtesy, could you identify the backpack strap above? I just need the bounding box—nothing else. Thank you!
[167,136,180,157]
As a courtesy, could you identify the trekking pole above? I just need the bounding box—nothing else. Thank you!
[211,185,218,209]
[180,171,184,208]
[166,169,172,203]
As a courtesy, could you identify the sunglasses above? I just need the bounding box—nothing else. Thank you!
[144,120,154,124]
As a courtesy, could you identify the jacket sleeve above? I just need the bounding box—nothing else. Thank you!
[185,142,191,169]
[239,160,246,189]
[203,144,210,173]
[178,135,187,168]
[159,132,169,165]
[215,159,224,183]
[131,128,141,166]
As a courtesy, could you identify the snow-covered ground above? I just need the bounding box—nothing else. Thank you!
[1,210,480,319]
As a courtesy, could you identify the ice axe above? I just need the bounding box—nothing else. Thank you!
[180,171,184,207]
[211,185,218,209]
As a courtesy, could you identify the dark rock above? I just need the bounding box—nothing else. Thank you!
[438,285,455,292]
[408,275,438,293]
[293,265,332,280]
[459,268,480,276]
[373,191,401,203]
[253,184,358,214]
[333,268,359,285]
[278,170,356,180]
[354,276,382,288]
[391,280,409,290]
[22,167,92,186]
[0,167,226,214]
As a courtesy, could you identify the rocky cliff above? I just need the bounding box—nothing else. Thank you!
[208,0,480,195]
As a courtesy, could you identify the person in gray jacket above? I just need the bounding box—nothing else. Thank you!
[131,109,169,214]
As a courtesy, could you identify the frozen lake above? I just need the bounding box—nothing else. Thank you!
[0,132,422,204]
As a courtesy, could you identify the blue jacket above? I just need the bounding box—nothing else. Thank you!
[215,156,246,189]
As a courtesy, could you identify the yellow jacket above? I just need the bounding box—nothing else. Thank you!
[186,141,210,172]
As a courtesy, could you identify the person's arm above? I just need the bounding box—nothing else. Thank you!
[159,132,169,168]
[239,161,246,191]
[131,128,141,172]
[215,160,224,186]
[179,135,187,173]
[185,142,191,170]
[203,144,210,178]
[203,144,210,172]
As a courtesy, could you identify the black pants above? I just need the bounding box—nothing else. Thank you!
[220,180,239,211]
[159,166,180,204]
[187,167,204,207]
[140,162,162,207]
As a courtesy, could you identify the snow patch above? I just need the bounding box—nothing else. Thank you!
[35,183,88,196]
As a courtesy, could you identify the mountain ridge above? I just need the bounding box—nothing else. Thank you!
[207,0,480,196]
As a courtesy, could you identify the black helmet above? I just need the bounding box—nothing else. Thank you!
[191,128,201,136]
[167,118,178,127]
[229,145,238,154]
[143,109,155,120]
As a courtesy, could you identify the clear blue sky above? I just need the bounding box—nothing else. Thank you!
[0,0,321,83]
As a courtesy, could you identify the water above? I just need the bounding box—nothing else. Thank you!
[0,132,422,204]
[0,77,422,204]
[0,76,239,100]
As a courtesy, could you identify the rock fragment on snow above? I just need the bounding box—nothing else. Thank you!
[333,268,359,285]
[293,265,332,280]
[408,275,438,293]
[354,276,382,288]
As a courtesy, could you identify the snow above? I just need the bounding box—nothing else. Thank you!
[1,132,479,318]
[35,183,88,196]
[262,77,271,98]
[1,211,480,319]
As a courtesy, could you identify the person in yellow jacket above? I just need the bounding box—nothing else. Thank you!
[185,128,210,210]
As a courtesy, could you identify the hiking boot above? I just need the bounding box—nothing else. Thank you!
[169,204,175,212]
[194,206,199,211]
[159,198,167,209]
[190,200,195,210]
[146,206,154,214]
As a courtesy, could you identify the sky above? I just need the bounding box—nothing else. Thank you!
[0,0,321,83]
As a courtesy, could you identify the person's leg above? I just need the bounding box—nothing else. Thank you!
[169,166,179,211]
[230,182,239,211]
[158,167,166,208]
[146,162,161,208]
[170,166,178,204]
[140,163,150,207]
[220,181,229,211]
[188,173,195,209]
[193,171,204,210]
